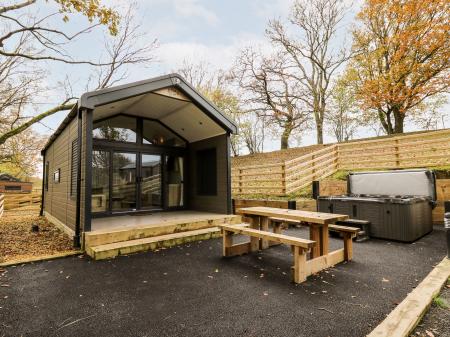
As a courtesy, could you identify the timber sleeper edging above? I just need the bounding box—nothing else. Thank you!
[0,250,84,267]
[367,257,450,337]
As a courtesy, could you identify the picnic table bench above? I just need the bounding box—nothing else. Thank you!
[224,207,359,283]
[220,224,315,283]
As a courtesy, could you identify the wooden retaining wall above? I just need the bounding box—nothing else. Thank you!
[232,129,450,196]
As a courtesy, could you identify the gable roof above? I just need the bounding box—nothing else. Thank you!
[0,173,21,182]
[42,74,237,153]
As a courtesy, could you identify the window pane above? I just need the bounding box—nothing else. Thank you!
[112,152,137,211]
[93,115,137,142]
[142,120,186,147]
[141,154,162,209]
[92,150,110,213]
[167,156,184,207]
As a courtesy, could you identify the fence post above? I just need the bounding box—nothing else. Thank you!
[281,162,287,195]
[395,139,400,168]
[238,169,243,194]
[288,200,296,210]
[335,144,339,170]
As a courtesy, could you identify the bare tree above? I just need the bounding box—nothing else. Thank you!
[0,3,156,146]
[411,95,448,131]
[233,47,310,150]
[266,0,352,144]
[176,60,247,156]
[326,79,360,142]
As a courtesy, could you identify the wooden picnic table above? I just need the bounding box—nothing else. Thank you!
[237,206,349,259]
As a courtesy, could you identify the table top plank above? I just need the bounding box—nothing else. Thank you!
[237,207,348,225]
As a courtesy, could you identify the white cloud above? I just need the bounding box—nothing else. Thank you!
[153,32,268,74]
[173,0,219,26]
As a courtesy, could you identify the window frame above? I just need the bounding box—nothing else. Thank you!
[92,114,138,143]
[53,168,60,184]
[92,114,187,150]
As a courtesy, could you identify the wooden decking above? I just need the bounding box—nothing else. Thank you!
[86,211,241,260]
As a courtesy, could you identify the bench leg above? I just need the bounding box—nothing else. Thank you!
[292,246,307,283]
[343,233,353,261]
[222,229,233,257]
[260,216,269,249]
[249,216,260,252]
[269,221,283,247]
[320,224,329,256]
[309,224,321,259]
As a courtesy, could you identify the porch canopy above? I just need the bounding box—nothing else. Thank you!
[80,74,237,141]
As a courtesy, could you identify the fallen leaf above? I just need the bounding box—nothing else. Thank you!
[425,330,435,337]
[382,278,390,283]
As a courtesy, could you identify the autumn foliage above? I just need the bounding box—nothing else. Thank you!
[349,0,450,134]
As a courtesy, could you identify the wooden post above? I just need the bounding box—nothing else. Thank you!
[292,246,307,283]
[343,233,353,261]
[395,139,400,168]
[222,229,233,257]
[309,223,321,259]
[249,216,260,252]
[319,224,329,256]
[281,163,286,195]
[238,169,243,194]
[260,216,269,249]
[311,153,316,181]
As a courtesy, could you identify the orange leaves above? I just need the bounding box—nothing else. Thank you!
[53,0,119,35]
[350,0,450,116]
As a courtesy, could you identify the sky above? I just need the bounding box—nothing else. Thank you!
[29,0,449,152]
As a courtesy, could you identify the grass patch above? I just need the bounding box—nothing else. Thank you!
[433,296,449,309]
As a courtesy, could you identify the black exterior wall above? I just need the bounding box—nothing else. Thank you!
[188,134,229,214]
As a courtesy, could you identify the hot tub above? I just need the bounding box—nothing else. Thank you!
[317,170,437,242]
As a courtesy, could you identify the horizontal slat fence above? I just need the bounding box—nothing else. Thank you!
[3,192,42,210]
[232,129,450,196]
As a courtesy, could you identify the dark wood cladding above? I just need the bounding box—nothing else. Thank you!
[188,134,229,214]
[43,116,78,233]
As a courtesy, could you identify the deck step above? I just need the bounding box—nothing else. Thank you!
[86,227,223,260]
[85,214,241,247]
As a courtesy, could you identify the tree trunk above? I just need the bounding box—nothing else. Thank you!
[393,107,404,133]
[316,122,323,144]
[280,123,293,150]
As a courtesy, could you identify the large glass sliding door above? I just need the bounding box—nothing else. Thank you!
[92,150,110,213]
[112,152,137,212]
[140,154,162,210]
[92,149,185,215]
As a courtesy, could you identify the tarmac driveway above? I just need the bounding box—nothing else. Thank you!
[0,226,447,337]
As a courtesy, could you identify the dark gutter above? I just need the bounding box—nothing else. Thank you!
[83,109,93,232]
[74,107,82,248]
[226,133,232,215]
[39,152,46,216]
